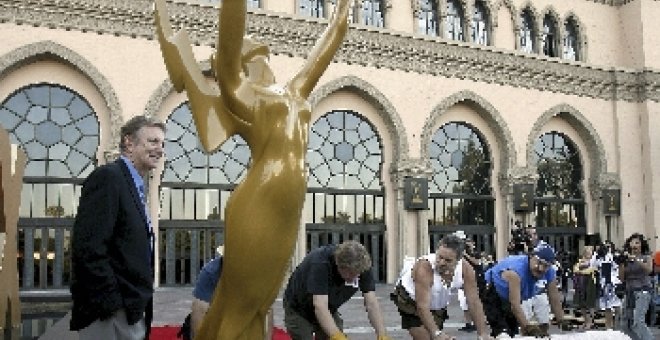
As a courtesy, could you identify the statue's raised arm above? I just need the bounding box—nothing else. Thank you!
[153,0,244,152]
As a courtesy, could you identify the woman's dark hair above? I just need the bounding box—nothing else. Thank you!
[623,233,649,254]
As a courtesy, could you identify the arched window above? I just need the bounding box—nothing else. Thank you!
[418,0,440,36]
[519,9,535,53]
[299,0,324,18]
[542,14,558,57]
[306,110,386,280]
[0,84,98,179]
[428,122,493,253]
[563,17,580,61]
[360,0,385,27]
[534,132,582,200]
[0,83,99,288]
[471,1,489,45]
[533,132,585,264]
[307,110,382,190]
[445,0,465,41]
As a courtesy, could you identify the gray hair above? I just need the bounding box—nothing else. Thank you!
[334,240,372,273]
[119,115,166,152]
[437,234,465,258]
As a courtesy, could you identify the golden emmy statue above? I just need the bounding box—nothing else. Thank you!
[154,0,350,338]
[0,127,27,339]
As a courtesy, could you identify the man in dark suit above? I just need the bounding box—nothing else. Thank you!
[70,115,165,340]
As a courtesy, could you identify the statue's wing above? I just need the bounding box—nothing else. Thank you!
[154,0,236,153]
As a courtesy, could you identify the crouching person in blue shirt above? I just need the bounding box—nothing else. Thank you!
[482,245,568,338]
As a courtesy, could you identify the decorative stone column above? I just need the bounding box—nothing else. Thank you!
[497,166,538,258]
[589,172,622,245]
[353,0,364,24]
[410,0,421,33]
[382,0,393,29]
[391,157,433,276]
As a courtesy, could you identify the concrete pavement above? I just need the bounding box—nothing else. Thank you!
[151,283,659,339]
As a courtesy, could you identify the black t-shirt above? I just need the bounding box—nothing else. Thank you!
[283,245,376,322]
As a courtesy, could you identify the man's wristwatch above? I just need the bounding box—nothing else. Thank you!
[433,329,443,338]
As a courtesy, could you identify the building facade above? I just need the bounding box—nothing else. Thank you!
[1,0,659,286]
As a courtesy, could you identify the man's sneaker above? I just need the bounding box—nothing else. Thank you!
[458,323,476,332]
[495,332,511,339]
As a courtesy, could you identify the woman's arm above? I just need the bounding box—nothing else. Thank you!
[289,0,350,98]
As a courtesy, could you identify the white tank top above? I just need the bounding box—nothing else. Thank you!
[397,254,464,310]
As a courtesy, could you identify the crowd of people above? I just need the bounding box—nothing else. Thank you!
[67,116,656,339]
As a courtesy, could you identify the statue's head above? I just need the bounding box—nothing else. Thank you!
[241,36,275,85]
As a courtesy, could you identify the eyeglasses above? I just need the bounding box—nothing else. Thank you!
[534,256,552,268]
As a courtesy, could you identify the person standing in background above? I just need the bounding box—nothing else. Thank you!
[619,233,654,340]
[70,115,165,340]
[572,246,598,329]
[591,241,622,330]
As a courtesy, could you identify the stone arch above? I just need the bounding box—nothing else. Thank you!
[540,5,560,22]
[526,104,608,192]
[0,40,123,151]
[492,0,516,27]
[421,90,516,175]
[517,2,540,32]
[309,75,409,170]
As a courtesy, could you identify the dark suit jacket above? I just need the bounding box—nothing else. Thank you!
[70,158,154,331]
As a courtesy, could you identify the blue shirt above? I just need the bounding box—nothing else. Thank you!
[485,255,556,301]
[193,256,223,302]
[120,156,152,252]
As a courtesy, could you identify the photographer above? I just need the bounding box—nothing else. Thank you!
[507,222,532,255]
[591,240,622,330]
[619,233,654,340]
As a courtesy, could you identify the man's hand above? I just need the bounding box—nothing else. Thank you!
[330,332,348,340]
[521,324,545,337]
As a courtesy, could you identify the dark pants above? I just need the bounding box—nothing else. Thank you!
[283,304,343,340]
[482,284,519,337]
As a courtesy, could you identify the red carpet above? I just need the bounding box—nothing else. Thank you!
[150,326,291,340]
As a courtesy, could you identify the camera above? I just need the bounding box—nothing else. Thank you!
[508,221,532,254]
[593,241,629,265]
[612,249,629,265]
